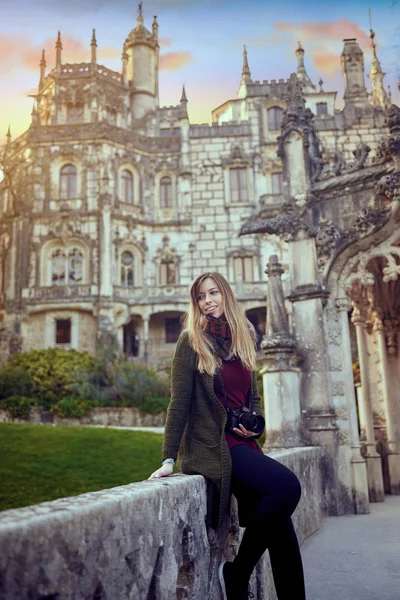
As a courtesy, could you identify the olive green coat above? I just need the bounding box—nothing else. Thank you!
[162,331,264,529]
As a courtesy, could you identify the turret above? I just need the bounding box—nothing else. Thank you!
[123,2,159,120]
[238,46,252,99]
[367,28,388,110]
[295,42,316,92]
[341,38,368,106]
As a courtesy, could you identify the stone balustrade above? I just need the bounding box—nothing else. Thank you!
[0,446,324,600]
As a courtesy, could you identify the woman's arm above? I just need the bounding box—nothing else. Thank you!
[162,331,196,462]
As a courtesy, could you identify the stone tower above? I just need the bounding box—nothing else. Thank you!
[123,3,159,120]
[341,38,368,106]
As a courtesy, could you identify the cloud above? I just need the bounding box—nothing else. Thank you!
[0,32,120,74]
[159,38,172,48]
[159,51,194,71]
[274,19,370,49]
[312,50,341,77]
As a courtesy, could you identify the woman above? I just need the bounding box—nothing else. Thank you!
[149,272,306,600]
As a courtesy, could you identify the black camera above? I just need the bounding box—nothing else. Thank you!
[226,406,265,435]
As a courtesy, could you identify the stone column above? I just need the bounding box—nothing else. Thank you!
[374,318,400,494]
[259,255,304,449]
[351,305,384,502]
[143,316,150,364]
[336,298,369,512]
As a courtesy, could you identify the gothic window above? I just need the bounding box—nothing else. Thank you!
[56,319,71,344]
[120,250,134,286]
[233,255,254,282]
[316,102,328,115]
[159,258,177,285]
[67,103,84,124]
[230,168,248,202]
[160,176,172,208]
[51,249,66,285]
[106,107,117,125]
[121,170,133,204]
[60,164,77,200]
[68,248,83,284]
[267,107,283,131]
[271,172,284,195]
[165,318,181,344]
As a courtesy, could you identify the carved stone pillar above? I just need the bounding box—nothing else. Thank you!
[335,298,369,513]
[259,256,304,449]
[374,317,400,494]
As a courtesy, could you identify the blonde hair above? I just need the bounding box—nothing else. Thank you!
[182,272,257,375]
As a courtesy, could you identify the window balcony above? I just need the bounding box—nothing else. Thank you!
[22,285,93,302]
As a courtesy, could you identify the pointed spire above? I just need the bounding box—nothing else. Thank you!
[55,30,62,71]
[242,45,251,81]
[152,15,158,39]
[367,21,388,109]
[180,84,188,104]
[295,41,315,92]
[91,29,97,68]
[6,126,11,145]
[31,99,39,126]
[39,49,46,84]
[137,2,144,26]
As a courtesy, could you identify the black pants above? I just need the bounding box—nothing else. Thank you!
[230,445,306,600]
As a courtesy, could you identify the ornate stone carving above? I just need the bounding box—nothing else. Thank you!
[351,141,371,171]
[375,172,400,201]
[313,221,344,268]
[351,206,391,238]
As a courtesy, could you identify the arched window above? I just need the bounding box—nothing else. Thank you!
[121,170,133,204]
[51,247,83,285]
[60,164,77,200]
[121,250,134,286]
[159,257,177,285]
[160,176,172,208]
[267,107,283,131]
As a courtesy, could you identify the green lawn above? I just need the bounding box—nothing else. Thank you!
[0,423,163,512]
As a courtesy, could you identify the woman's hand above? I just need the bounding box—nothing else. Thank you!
[148,462,174,479]
[232,412,259,438]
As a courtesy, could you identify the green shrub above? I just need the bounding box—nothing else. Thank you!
[6,348,94,409]
[0,365,32,399]
[51,395,98,418]
[0,396,35,420]
[137,396,169,415]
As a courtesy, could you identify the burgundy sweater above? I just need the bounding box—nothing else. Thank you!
[214,358,262,453]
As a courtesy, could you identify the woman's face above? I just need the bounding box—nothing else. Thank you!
[197,277,224,318]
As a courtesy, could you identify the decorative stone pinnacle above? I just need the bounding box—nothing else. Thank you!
[180,84,188,103]
[319,77,324,92]
[265,255,284,277]
[242,45,251,79]
[40,49,46,67]
[6,126,11,143]
[138,1,143,24]
[56,30,62,48]
[91,29,97,46]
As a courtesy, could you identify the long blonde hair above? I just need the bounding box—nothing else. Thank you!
[182,272,257,375]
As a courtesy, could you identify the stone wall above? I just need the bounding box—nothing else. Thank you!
[0,446,324,600]
[0,406,166,428]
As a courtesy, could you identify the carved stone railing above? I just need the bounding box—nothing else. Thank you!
[49,197,83,211]
[113,285,189,304]
[22,285,93,302]
[0,446,324,600]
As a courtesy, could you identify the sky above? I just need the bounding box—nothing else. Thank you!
[0,0,399,146]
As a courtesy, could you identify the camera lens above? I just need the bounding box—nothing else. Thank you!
[239,412,265,434]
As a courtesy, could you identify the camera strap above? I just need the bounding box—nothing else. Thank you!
[216,364,253,412]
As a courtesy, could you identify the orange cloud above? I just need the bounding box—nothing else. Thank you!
[275,19,370,49]
[312,50,341,77]
[0,33,121,74]
[159,51,194,71]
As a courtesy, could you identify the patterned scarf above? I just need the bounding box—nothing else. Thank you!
[204,314,234,361]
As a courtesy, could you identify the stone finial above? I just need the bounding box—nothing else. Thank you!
[152,15,158,38]
[319,77,324,92]
[6,126,11,145]
[262,255,296,350]
[55,31,62,71]
[180,84,188,104]
[91,29,97,67]
[295,41,315,92]
[242,45,251,81]
[137,1,144,25]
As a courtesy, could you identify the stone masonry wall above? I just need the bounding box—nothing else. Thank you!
[0,446,324,600]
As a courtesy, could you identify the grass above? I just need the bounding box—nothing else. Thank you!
[0,423,163,512]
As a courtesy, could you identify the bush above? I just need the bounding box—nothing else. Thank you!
[0,365,32,399]
[137,396,170,415]
[51,395,98,418]
[6,348,94,409]
[0,396,35,420]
